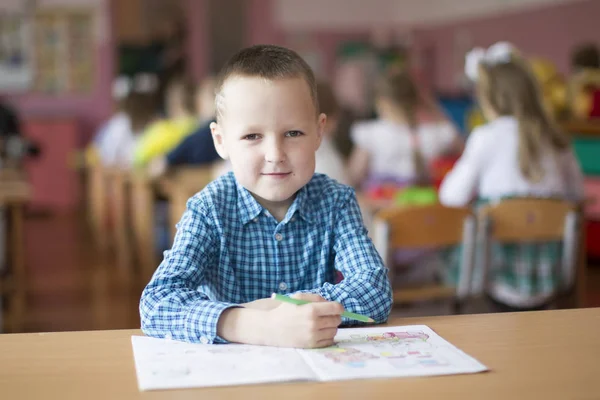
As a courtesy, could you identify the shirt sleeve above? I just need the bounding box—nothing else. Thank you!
[438,127,488,207]
[134,121,187,167]
[350,121,374,153]
[437,121,460,152]
[166,123,220,166]
[165,131,194,166]
[296,189,393,325]
[139,196,238,344]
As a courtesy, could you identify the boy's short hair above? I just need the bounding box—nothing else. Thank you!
[214,45,318,121]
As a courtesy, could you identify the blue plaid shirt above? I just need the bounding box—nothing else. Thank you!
[140,172,392,344]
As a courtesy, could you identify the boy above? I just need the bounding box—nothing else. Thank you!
[140,45,392,348]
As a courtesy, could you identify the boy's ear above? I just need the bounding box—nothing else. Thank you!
[316,113,326,149]
[210,122,229,160]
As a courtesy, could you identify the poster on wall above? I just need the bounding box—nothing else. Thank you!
[0,11,33,92]
[33,9,95,94]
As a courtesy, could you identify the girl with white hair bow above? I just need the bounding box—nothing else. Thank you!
[438,42,584,310]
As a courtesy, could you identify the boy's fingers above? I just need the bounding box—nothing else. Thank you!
[318,315,342,329]
[291,293,326,302]
[312,301,344,316]
[315,329,338,345]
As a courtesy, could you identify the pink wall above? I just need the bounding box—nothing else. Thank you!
[247,0,370,79]
[247,0,285,46]
[184,0,209,81]
[0,0,115,144]
[413,0,600,92]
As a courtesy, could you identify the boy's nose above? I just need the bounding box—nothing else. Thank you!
[265,142,285,163]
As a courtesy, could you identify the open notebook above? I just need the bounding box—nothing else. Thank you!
[132,325,487,391]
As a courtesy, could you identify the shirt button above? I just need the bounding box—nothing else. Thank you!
[275,233,283,241]
[252,217,258,223]
[200,336,209,344]
[290,217,296,222]
[279,282,288,291]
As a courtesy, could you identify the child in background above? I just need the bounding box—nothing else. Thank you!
[140,45,392,347]
[133,76,197,167]
[439,42,584,310]
[314,81,349,185]
[348,70,460,191]
[147,77,221,178]
[97,74,158,169]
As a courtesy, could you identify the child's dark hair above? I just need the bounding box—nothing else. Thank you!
[375,69,420,128]
[121,92,156,133]
[214,45,318,121]
[316,81,339,117]
[571,43,600,70]
[165,75,196,115]
[375,70,429,183]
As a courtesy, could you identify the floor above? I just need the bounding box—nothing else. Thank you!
[14,212,600,333]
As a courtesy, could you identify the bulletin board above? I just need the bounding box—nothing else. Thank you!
[33,9,95,94]
[0,11,33,92]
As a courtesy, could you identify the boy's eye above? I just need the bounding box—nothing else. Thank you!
[243,134,260,140]
[285,130,303,137]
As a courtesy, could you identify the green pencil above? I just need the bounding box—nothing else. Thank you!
[271,293,374,323]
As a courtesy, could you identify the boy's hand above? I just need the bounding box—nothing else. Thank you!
[241,298,280,310]
[264,293,343,348]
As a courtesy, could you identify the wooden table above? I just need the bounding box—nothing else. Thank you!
[0,170,30,332]
[0,308,598,399]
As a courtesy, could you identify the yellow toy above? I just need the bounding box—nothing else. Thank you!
[529,57,568,119]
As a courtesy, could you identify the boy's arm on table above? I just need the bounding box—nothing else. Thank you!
[139,196,239,344]
[294,189,393,325]
[140,195,344,348]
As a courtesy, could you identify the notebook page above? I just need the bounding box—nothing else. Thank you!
[297,325,488,382]
[131,336,316,391]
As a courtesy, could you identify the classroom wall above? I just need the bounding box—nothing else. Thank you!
[411,0,600,92]
[272,0,582,30]
[247,0,599,91]
[0,0,114,143]
[184,0,210,81]
[246,0,370,80]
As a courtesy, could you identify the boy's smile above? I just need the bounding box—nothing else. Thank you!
[211,76,326,220]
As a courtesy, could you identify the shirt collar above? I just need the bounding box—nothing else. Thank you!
[235,175,317,225]
[235,178,263,225]
[282,182,316,224]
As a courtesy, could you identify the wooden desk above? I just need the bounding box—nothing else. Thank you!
[1,308,598,399]
[0,171,31,332]
[157,166,214,241]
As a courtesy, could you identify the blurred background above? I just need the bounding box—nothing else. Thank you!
[0,0,599,334]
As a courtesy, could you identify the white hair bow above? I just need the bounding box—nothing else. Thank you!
[112,76,131,100]
[465,42,516,81]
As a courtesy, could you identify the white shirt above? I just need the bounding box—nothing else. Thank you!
[315,137,349,185]
[97,112,141,169]
[439,116,584,206]
[351,119,457,180]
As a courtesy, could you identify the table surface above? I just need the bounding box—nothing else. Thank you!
[0,169,30,203]
[1,308,598,399]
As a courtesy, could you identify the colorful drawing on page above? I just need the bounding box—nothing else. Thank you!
[343,330,429,344]
[314,347,379,368]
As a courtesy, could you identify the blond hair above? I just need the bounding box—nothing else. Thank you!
[477,55,569,182]
[214,45,318,121]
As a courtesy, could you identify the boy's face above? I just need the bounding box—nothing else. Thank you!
[211,76,325,212]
